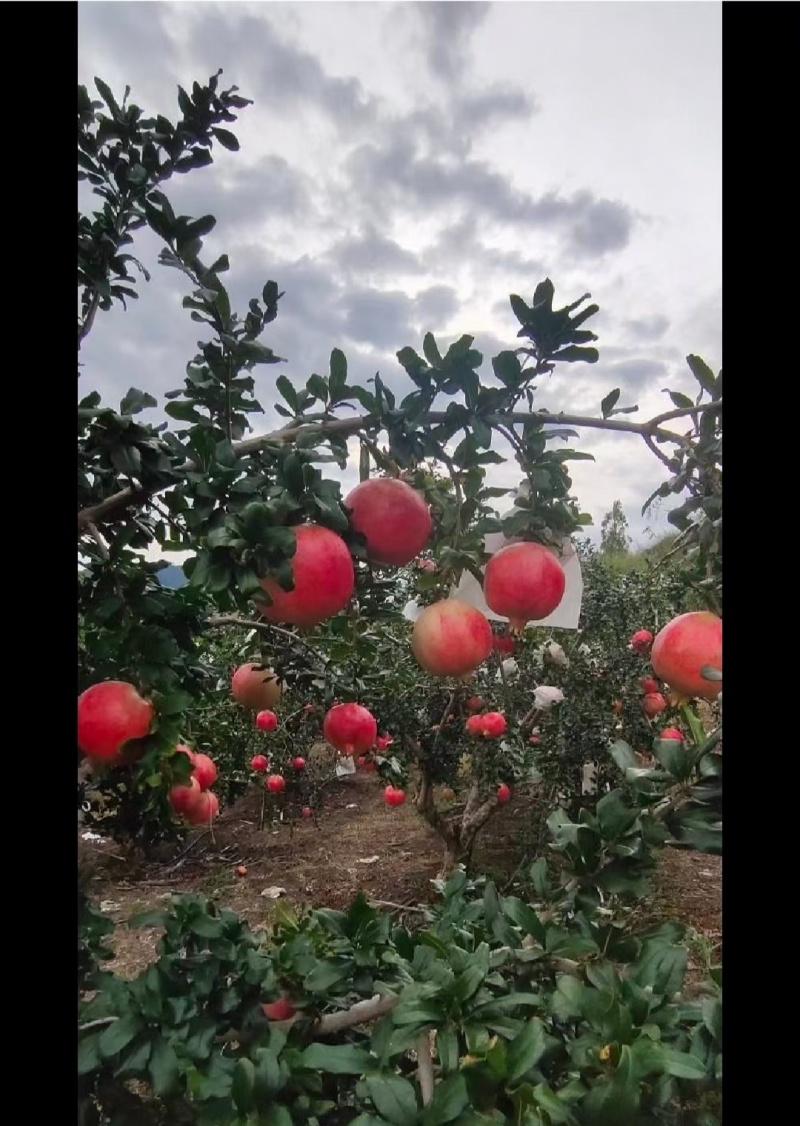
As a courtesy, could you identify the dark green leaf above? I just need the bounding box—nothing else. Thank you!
[148,1035,180,1097]
[366,1075,419,1126]
[686,354,717,396]
[601,388,620,418]
[212,127,240,150]
[506,1017,548,1082]
[423,1073,469,1126]
[99,1015,142,1059]
[232,1057,256,1115]
[296,1043,372,1074]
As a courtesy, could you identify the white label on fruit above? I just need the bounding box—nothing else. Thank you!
[336,756,357,778]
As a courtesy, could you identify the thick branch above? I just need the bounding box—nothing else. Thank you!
[315,993,397,1036]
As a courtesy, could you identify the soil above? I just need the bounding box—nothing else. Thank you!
[80,771,721,988]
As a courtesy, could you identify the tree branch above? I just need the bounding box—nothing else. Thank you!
[417,1032,435,1105]
[314,993,397,1036]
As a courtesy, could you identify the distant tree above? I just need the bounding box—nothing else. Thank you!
[600,499,631,555]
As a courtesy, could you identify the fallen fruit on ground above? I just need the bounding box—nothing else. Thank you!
[256,710,278,732]
[411,599,493,677]
[650,611,722,700]
[483,541,566,631]
[250,754,269,773]
[231,663,282,711]
[384,785,406,807]
[77,681,154,762]
[344,477,433,565]
[300,806,313,819]
[257,523,354,628]
[497,782,511,803]
[323,702,378,755]
[266,774,286,793]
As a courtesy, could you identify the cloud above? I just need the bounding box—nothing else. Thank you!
[414,2,492,86]
[625,314,670,342]
[326,225,424,279]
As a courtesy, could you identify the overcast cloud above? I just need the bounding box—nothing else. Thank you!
[78,1,722,548]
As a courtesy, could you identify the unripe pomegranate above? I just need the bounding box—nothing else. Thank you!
[291,756,306,771]
[256,710,278,732]
[630,630,654,654]
[323,703,378,756]
[482,712,507,738]
[650,612,722,701]
[466,696,484,713]
[344,477,433,566]
[169,776,202,817]
[231,664,282,711]
[497,782,511,803]
[191,753,217,791]
[301,806,313,819]
[262,997,296,1021]
[250,754,269,773]
[412,599,493,678]
[266,774,286,793]
[659,727,684,741]
[257,523,354,628]
[384,785,406,807]
[466,714,487,737]
[483,542,566,632]
[639,677,659,695]
[77,681,153,762]
[185,790,219,825]
[642,693,667,719]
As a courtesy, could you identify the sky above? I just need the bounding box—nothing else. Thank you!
[78,0,722,553]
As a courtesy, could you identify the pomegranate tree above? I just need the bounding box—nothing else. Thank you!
[231,664,282,711]
[344,477,433,565]
[257,523,354,628]
[411,599,493,678]
[323,703,378,756]
[483,541,566,632]
[650,611,722,701]
[77,681,153,762]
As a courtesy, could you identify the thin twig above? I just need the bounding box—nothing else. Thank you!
[416,1032,435,1106]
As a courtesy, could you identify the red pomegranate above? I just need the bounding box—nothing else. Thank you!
[185,791,219,825]
[497,783,511,803]
[301,806,313,819]
[323,703,378,756]
[630,630,654,654]
[174,743,196,765]
[191,753,217,791]
[412,599,493,678]
[481,713,507,738]
[231,664,282,711]
[465,696,484,712]
[466,714,487,737]
[375,734,394,751]
[266,774,286,793]
[262,997,296,1021]
[344,477,433,566]
[169,777,202,817]
[639,677,659,695]
[384,785,406,807]
[492,634,516,656]
[659,727,684,742]
[250,754,269,773]
[650,612,722,701]
[483,542,566,632]
[642,693,667,719]
[291,756,306,771]
[257,523,354,628]
[256,710,278,733]
[77,681,153,762]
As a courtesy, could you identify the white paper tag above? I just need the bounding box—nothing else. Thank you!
[336,755,357,778]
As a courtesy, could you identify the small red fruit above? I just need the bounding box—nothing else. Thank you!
[642,693,667,719]
[185,790,219,825]
[262,997,296,1021]
[466,714,487,737]
[323,702,378,756]
[169,776,202,817]
[256,710,278,733]
[630,630,654,654]
[483,542,566,632]
[528,734,540,745]
[345,477,433,566]
[301,806,313,819]
[466,696,484,712]
[375,734,393,751]
[481,712,507,738]
[291,756,306,771]
[191,753,218,791]
[384,785,406,807]
[362,759,377,773]
[492,634,516,656]
[77,681,154,762]
[231,663,282,711]
[257,523,355,628]
[412,599,493,678]
[612,700,624,716]
[266,774,286,793]
[650,611,722,701]
[250,754,269,773]
[639,677,659,695]
[236,865,247,877]
[417,557,437,573]
[659,727,684,741]
[497,782,511,803]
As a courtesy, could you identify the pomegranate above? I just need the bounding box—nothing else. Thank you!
[257,523,354,628]
[236,865,248,878]
[169,776,202,817]
[384,785,406,807]
[375,734,393,751]
[528,734,540,745]
[466,696,484,713]
[417,558,437,573]
[492,634,516,656]
[466,714,487,737]
[231,664,282,711]
[174,743,196,765]
[630,630,654,654]
[642,693,667,719]
[344,477,433,566]
[250,754,269,773]
[266,774,286,794]
[497,783,511,803]
[256,710,279,733]
[262,997,296,1021]
[639,677,659,695]
[482,713,507,738]
[659,727,684,742]
[291,756,306,772]
[483,542,566,632]
[191,753,217,791]
[301,806,313,819]
[323,703,378,756]
[77,681,153,762]
[412,599,493,678]
[185,791,219,825]
[650,612,722,701]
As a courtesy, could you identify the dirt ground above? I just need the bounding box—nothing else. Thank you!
[80,771,721,988]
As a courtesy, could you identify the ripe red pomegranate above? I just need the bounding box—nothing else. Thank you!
[257,523,354,628]
[412,599,493,678]
[384,785,406,807]
[301,806,313,819]
[642,693,667,719]
[482,713,507,739]
[292,756,306,772]
[375,734,393,751]
[77,681,153,762]
[231,664,282,711]
[639,677,659,695]
[466,714,487,737]
[344,477,433,566]
[191,753,217,791]
[266,774,286,793]
[630,630,654,654]
[497,782,511,803]
[169,777,202,817]
[659,727,684,741]
[262,997,296,1021]
[185,791,219,825]
[466,696,484,713]
[256,710,278,733]
[483,542,566,632]
[323,703,378,756]
[492,634,516,656]
[250,754,269,773]
[650,612,722,701]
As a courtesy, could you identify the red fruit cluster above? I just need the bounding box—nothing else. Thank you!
[168,745,220,825]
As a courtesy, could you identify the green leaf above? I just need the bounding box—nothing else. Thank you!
[296,1043,372,1074]
[595,790,640,840]
[501,897,547,945]
[99,1015,142,1059]
[78,1033,102,1075]
[148,1035,180,1097]
[366,1075,419,1126]
[423,1073,469,1126]
[582,1045,640,1125]
[307,373,329,403]
[276,375,299,412]
[506,1017,548,1083]
[212,127,240,150]
[600,388,620,418]
[304,959,352,993]
[120,388,157,416]
[253,1047,283,1098]
[330,348,348,398]
[232,1057,256,1115]
[659,1048,708,1080]
[533,1083,578,1125]
[551,346,599,364]
[436,1025,459,1074]
[686,354,717,396]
